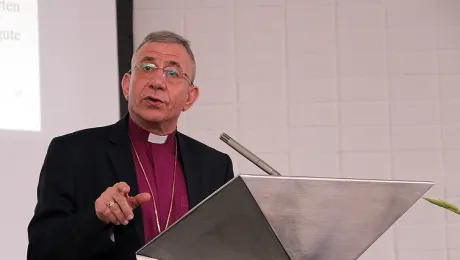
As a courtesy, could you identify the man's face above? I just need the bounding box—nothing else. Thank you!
[122,42,198,127]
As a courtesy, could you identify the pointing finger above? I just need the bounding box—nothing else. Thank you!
[104,207,120,225]
[115,182,130,194]
[113,192,133,222]
[129,193,151,209]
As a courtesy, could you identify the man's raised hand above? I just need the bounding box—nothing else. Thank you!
[95,182,151,225]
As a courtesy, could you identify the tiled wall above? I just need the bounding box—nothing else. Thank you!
[133,0,460,259]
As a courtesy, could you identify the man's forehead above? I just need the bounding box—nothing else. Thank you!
[134,42,189,65]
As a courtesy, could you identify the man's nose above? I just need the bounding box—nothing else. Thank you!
[147,69,167,89]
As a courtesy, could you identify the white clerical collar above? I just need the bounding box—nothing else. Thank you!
[148,133,168,144]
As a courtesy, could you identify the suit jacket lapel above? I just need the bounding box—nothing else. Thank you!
[176,132,203,209]
[107,114,145,246]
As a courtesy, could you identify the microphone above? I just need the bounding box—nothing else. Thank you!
[219,133,281,176]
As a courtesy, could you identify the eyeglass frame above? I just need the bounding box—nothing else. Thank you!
[128,62,195,86]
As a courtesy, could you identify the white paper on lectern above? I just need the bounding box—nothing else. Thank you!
[136,255,158,260]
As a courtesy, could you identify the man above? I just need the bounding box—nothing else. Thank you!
[27,31,234,260]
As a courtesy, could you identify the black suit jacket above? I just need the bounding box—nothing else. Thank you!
[27,115,234,260]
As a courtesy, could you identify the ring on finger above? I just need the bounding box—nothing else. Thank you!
[107,200,115,207]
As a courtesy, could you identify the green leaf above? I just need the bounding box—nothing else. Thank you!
[424,198,460,215]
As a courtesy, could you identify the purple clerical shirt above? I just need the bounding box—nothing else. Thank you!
[128,118,189,243]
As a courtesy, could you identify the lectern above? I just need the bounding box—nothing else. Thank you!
[135,174,433,260]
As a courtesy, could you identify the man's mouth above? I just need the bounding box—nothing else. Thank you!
[147,97,161,102]
[144,96,165,105]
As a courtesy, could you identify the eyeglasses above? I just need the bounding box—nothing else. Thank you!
[129,63,194,86]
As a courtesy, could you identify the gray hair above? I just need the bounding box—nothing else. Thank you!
[135,30,196,82]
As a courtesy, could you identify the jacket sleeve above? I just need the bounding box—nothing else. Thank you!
[224,154,235,183]
[27,137,115,260]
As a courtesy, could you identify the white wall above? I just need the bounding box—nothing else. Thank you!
[0,0,119,259]
[134,0,460,259]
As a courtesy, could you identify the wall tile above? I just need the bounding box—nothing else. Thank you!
[235,0,284,7]
[395,225,446,250]
[358,228,396,260]
[439,75,460,98]
[444,150,460,198]
[446,198,460,224]
[338,27,385,52]
[239,152,289,176]
[386,0,436,27]
[446,224,460,249]
[337,4,385,29]
[437,0,460,26]
[290,151,340,177]
[239,127,288,153]
[393,151,444,196]
[387,26,436,51]
[449,250,460,260]
[288,78,338,102]
[341,152,391,179]
[339,51,387,77]
[441,99,460,124]
[237,80,285,104]
[186,128,242,176]
[287,28,336,55]
[191,54,234,82]
[186,128,239,157]
[397,199,445,226]
[238,105,287,128]
[289,103,338,127]
[134,0,185,9]
[133,11,184,47]
[185,7,234,82]
[341,126,390,151]
[185,7,233,37]
[235,7,284,81]
[287,4,335,53]
[340,102,389,125]
[391,100,439,125]
[288,53,337,78]
[186,105,237,130]
[336,0,383,4]
[391,126,442,150]
[439,50,460,74]
[443,124,460,149]
[340,77,389,101]
[236,38,283,81]
[388,50,437,75]
[290,127,338,153]
[396,249,447,260]
[390,75,438,100]
[235,6,284,32]
[287,0,334,4]
[185,0,232,8]
[177,114,187,131]
[438,25,460,50]
[194,81,237,105]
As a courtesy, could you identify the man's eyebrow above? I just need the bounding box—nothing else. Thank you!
[139,56,156,63]
[166,60,183,70]
[139,56,183,70]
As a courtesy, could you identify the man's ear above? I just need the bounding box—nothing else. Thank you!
[121,73,131,100]
[182,86,200,112]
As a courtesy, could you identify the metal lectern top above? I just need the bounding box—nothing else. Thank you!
[136,175,433,260]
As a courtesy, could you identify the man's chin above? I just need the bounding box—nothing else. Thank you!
[141,114,166,123]
[131,108,177,125]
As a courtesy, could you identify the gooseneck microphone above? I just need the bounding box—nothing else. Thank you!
[219,133,281,176]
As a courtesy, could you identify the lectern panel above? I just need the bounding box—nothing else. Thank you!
[137,177,291,260]
[242,175,433,260]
